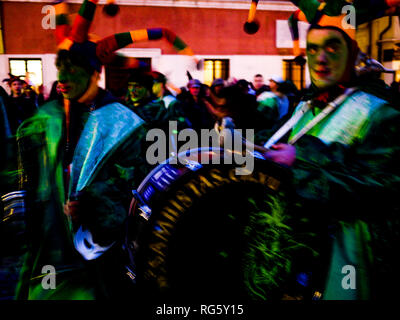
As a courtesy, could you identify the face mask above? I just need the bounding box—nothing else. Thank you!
[57,60,92,100]
[127,82,149,103]
[307,28,350,90]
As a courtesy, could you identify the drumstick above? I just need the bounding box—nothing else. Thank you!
[216,118,268,153]
[243,0,260,34]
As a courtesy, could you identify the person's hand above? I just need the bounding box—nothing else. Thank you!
[221,117,235,129]
[64,199,81,226]
[215,116,235,132]
[263,143,296,167]
[215,117,236,147]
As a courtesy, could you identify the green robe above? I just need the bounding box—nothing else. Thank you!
[288,90,400,299]
[15,99,150,299]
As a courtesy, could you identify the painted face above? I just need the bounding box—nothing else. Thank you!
[253,76,264,90]
[56,59,91,100]
[152,81,163,98]
[127,82,149,104]
[10,80,23,97]
[306,28,349,90]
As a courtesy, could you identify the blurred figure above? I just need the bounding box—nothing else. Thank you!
[268,76,289,121]
[0,85,11,138]
[204,82,263,131]
[145,71,191,157]
[188,79,201,100]
[36,85,46,107]
[125,70,153,110]
[252,74,269,97]
[390,81,400,110]
[124,69,190,134]
[236,79,255,95]
[210,78,225,97]
[10,77,23,98]
[149,71,190,130]
[178,79,214,131]
[2,74,38,135]
[21,81,39,107]
[0,83,28,300]
[256,75,289,130]
[46,81,64,104]
[280,79,300,117]
[16,46,151,300]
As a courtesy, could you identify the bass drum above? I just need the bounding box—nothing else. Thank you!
[124,147,294,300]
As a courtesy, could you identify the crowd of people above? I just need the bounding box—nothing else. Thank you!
[1,0,400,301]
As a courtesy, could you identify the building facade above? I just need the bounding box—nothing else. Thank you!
[0,0,399,97]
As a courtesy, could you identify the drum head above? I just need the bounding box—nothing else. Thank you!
[125,148,296,301]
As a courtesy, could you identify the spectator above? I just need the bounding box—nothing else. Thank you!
[178,79,215,131]
[150,71,189,125]
[0,84,27,300]
[2,74,37,135]
[236,79,256,96]
[252,74,270,97]
[124,70,158,123]
[210,78,225,97]
[47,81,64,104]
[256,75,289,130]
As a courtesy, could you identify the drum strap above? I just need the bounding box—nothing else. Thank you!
[264,87,357,149]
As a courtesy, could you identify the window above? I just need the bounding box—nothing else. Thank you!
[203,59,229,86]
[283,58,306,90]
[9,58,43,86]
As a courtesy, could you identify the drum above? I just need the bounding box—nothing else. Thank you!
[123,147,294,300]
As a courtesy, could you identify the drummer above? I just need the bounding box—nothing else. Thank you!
[233,2,400,299]
[15,0,151,299]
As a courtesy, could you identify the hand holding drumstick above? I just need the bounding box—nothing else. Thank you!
[216,117,296,167]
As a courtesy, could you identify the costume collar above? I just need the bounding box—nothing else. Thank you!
[77,71,100,108]
[303,83,347,111]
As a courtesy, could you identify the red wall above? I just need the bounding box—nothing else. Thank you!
[2,2,294,55]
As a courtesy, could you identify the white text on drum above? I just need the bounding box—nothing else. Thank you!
[146,121,255,175]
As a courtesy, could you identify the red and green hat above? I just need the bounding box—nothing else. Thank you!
[55,0,201,72]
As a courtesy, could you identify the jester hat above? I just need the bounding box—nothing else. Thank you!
[55,0,201,73]
[288,0,400,56]
[3,73,25,86]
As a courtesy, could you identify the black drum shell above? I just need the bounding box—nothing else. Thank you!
[124,148,294,301]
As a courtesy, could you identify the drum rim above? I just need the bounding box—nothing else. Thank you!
[136,146,266,192]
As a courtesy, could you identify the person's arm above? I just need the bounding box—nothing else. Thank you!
[202,97,228,120]
[266,105,400,219]
[74,124,152,246]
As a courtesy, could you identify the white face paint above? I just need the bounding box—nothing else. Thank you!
[74,226,115,260]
